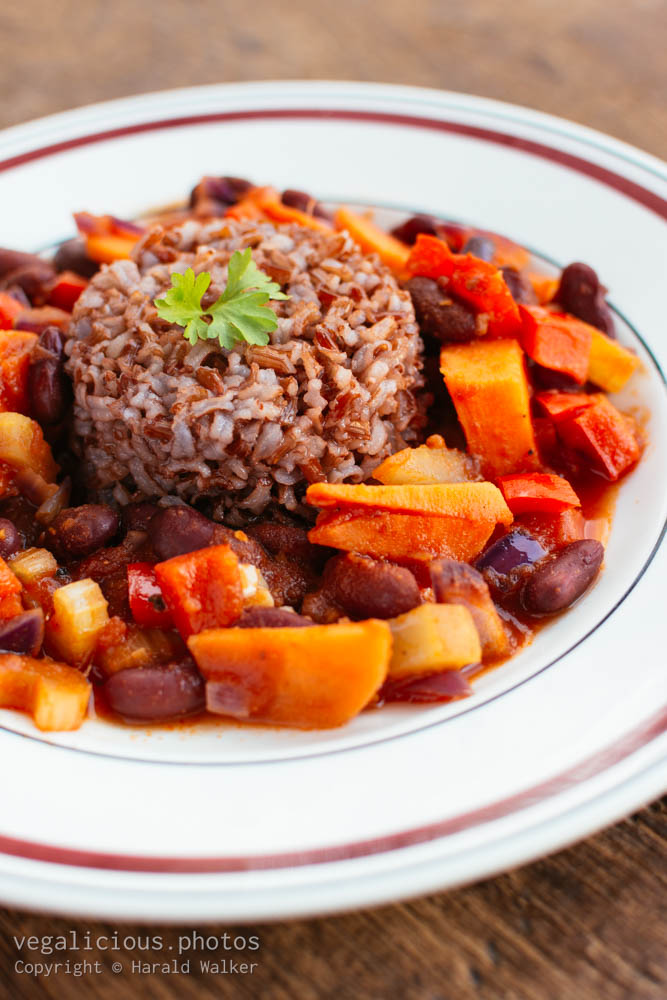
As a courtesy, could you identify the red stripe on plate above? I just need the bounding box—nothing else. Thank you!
[0,707,664,873]
[0,108,666,219]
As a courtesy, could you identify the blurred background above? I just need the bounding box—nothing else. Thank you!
[1,0,666,157]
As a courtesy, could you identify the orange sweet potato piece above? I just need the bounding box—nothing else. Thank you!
[529,274,559,305]
[0,412,58,481]
[335,207,410,273]
[440,339,539,477]
[0,653,90,730]
[258,194,333,233]
[154,544,243,638]
[587,328,640,393]
[306,481,512,520]
[309,507,509,563]
[189,620,392,729]
[0,330,37,413]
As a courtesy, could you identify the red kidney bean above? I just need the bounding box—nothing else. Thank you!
[246,520,330,571]
[0,263,56,305]
[390,214,442,244]
[281,189,332,220]
[0,497,38,548]
[406,276,477,342]
[45,504,120,559]
[555,262,615,337]
[236,606,313,628]
[189,175,253,210]
[0,609,44,656]
[521,539,604,615]
[477,530,546,576]
[28,357,70,425]
[104,661,205,721]
[148,505,218,560]
[0,517,22,559]
[324,553,421,620]
[122,501,160,533]
[37,325,66,358]
[501,266,536,305]
[52,238,99,279]
[0,247,47,279]
[462,235,495,261]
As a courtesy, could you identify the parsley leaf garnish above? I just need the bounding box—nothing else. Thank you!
[154,248,289,350]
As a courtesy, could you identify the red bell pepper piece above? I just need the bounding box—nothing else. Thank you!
[127,563,173,629]
[154,544,243,638]
[0,557,23,620]
[0,293,24,329]
[557,396,640,481]
[535,391,595,423]
[0,331,37,414]
[520,306,593,383]
[406,235,522,337]
[497,473,581,514]
[48,271,88,312]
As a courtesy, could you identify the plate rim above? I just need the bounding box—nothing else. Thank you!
[0,79,665,918]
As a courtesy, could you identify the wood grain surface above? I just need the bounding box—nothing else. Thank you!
[0,1,665,998]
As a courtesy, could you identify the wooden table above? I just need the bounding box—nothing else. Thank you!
[0,1,665,997]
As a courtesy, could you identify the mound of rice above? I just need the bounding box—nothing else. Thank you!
[65,217,424,517]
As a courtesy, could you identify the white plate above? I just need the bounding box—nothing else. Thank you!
[0,81,665,922]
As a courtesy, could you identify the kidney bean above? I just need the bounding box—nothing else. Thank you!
[246,520,330,571]
[148,505,218,560]
[555,262,615,337]
[281,189,332,220]
[390,214,442,244]
[122,501,160,533]
[52,238,99,279]
[0,518,22,559]
[406,276,477,342]
[0,609,45,656]
[1,263,56,305]
[0,248,47,279]
[462,235,495,261]
[28,357,70,425]
[46,504,120,559]
[501,266,536,305]
[37,325,66,358]
[0,497,38,547]
[104,660,205,721]
[521,539,604,615]
[477,530,546,576]
[324,553,421,620]
[236,606,313,628]
[189,175,253,211]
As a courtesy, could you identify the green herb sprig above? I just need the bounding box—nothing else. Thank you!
[154,248,289,350]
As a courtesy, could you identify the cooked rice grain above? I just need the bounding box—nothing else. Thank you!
[65,218,424,515]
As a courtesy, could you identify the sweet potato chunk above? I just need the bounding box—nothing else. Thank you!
[388,604,481,679]
[373,440,477,485]
[309,509,501,563]
[189,620,392,729]
[0,653,90,730]
[440,339,539,477]
[306,481,512,520]
[587,328,640,393]
[335,207,410,272]
[430,559,509,659]
[308,483,512,562]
